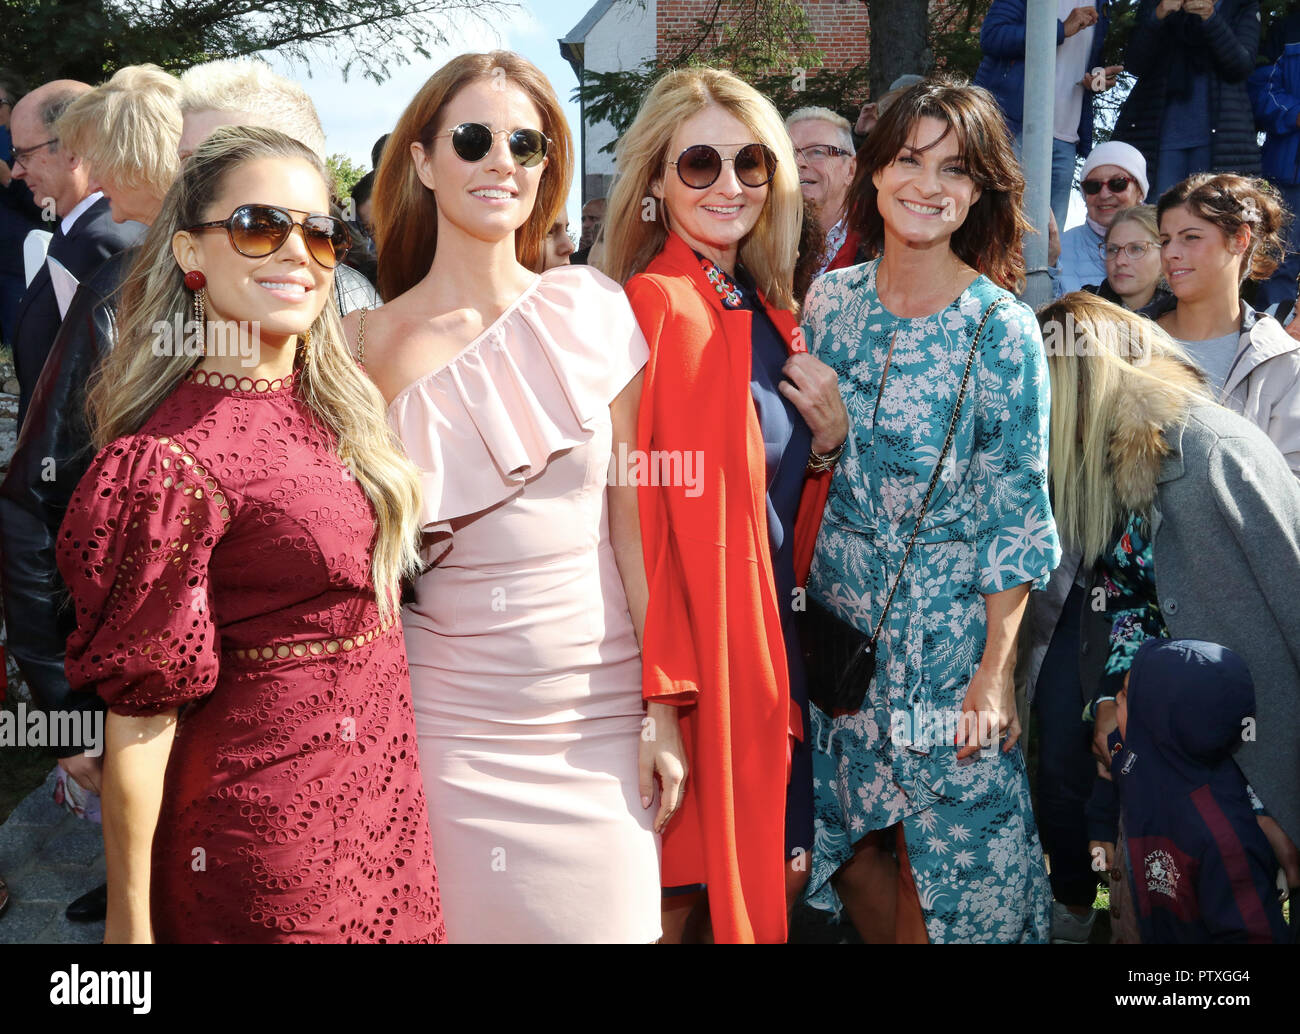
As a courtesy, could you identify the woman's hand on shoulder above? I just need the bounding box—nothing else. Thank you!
[780,353,848,454]
[639,701,688,834]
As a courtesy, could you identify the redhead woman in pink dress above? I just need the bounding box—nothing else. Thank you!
[344,51,684,943]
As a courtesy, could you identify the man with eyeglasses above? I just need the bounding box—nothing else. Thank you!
[1,71,48,343]
[786,106,860,280]
[1057,140,1149,294]
[7,80,140,429]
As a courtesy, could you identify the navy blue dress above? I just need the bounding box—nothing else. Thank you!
[733,265,815,861]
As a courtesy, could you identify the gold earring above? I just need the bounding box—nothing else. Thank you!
[191,286,206,353]
[299,328,312,369]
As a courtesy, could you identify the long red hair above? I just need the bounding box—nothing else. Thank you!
[372,51,573,300]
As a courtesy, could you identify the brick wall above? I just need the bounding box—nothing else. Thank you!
[655,0,965,73]
[800,0,871,69]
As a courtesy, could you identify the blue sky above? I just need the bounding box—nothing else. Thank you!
[261,0,591,236]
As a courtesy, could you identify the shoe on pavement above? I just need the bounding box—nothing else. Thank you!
[66,882,108,923]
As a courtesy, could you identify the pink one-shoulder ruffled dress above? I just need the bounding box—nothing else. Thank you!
[386,266,661,942]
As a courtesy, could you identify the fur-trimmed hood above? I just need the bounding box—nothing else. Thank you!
[1108,353,1208,514]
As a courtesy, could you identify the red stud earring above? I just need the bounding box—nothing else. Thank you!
[184,270,206,291]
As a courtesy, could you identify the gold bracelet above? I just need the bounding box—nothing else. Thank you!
[806,442,844,473]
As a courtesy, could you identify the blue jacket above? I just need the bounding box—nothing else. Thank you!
[974,0,1109,158]
[1112,639,1288,944]
[1248,14,1300,186]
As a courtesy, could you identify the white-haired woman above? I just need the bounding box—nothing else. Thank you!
[57,126,443,943]
[58,64,181,224]
[600,67,848,944]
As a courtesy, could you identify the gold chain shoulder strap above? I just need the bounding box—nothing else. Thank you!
[356,307,368,366]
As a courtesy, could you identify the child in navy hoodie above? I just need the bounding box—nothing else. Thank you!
[1110,639,1288,943]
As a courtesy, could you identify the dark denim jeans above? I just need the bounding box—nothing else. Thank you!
[1032,582,1101,908]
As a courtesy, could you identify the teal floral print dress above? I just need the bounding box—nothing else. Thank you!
[801,259,1061,943]
[1093,513,1166,709]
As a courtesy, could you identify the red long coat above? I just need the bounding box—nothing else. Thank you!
[626,232,830,943]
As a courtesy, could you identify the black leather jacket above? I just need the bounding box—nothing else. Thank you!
[0,249,129,754]
[0,252,380,755]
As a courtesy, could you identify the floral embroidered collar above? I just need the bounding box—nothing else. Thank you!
[698,255,745,310]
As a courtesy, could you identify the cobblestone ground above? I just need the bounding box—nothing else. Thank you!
[0,767,106,944]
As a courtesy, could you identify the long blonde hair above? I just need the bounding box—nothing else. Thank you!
[86,126,421,621]
[372,51,573,301]
[597,67,802,312]
[1038,293,1210,563]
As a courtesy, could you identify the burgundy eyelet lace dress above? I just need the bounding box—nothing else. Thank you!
[56,369,445,943]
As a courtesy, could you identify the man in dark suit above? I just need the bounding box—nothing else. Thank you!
[8,80,140,429]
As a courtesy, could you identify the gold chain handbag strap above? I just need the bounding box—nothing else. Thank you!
[356,307,368,366]
[866,298,1009,644]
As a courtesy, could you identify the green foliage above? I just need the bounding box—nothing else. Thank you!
[931,0,993,81]
[0,0,508,88]
[326,153,368,202]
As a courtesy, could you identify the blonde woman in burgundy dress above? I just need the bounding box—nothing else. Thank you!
[347,53,684,942]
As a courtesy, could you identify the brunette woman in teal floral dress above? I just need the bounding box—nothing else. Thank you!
[800,80,1060,943]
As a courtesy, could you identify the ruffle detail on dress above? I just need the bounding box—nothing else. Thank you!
[387,265,648,539]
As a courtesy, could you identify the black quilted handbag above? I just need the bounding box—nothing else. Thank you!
[799,598,879,713]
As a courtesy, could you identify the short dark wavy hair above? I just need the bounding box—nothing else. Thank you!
[847,75,1031,294]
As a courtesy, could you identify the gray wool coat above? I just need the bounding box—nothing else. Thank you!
[1082,402,1300,849]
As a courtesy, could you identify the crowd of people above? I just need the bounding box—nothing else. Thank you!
[0,0,1297,946]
